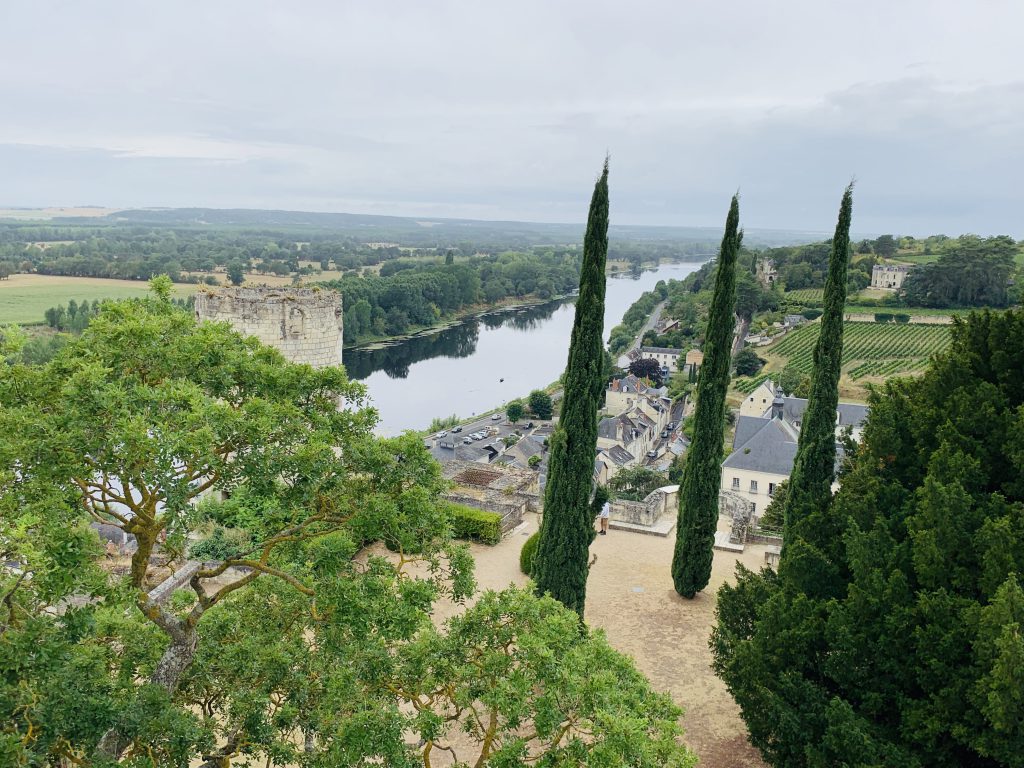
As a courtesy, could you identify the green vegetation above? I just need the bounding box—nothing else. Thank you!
[445,502,503,545]
[528,388,554,419]
[673,195,740,598]
[0,291,693,766]
[610,465,668,501]
[766,321,951,380]
[781,183,852,576]
[520,531,541,575]
[533,160,610,618]
[902,235,1019,307]
[506,399,524,423]
[324,249,582,344]
[427,413,460,432]
[713,308,1024,768]
[782,288,824,304]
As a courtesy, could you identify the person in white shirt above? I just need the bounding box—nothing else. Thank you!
[599,500,610,535]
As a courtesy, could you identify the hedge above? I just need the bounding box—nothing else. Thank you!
[520,531,540,575]
[447,502,502,545]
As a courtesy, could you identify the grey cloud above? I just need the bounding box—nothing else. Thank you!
[0,1,1022,235]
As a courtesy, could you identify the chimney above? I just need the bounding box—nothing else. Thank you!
[772,395,785,420]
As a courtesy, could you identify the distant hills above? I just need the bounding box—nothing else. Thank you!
[95,207,824,248]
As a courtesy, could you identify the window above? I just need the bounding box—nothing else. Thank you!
[749,502,756,514]
[750,480,758,493]
[732,477,740,489]
[768,482,776,496]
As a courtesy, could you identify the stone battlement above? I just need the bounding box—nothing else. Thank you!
[195,286,343,369]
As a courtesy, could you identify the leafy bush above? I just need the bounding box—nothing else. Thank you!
[874,312,894,323]
[188,525,253,562]
[801,308,823,320]
[519,531,540,575]
[447,502,502,545]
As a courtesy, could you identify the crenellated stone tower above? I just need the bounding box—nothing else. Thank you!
[194,286,343,368]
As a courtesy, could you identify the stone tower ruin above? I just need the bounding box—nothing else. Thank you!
[194,287,343,369]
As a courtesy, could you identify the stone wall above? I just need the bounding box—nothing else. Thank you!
[195,287,343,369]
[609,485,679,528]
[444,492,525,534]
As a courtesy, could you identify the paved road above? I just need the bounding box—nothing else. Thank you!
[617,300,666,367]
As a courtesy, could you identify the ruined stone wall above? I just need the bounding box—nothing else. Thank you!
[194,287,343,368]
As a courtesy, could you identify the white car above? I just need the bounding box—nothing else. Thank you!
[436,431,448,438]
[491,413,502,421]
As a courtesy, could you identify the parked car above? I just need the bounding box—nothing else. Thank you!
[436,430,448,438]
[491,413,501,421]
[451,426,463,433]
[646,450,658,459]
[668,421,677,430]
[661,429,670,438]
[472,432,485,440]
[462,437,473,444]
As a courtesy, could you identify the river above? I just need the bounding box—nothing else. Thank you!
[345,261,705,434]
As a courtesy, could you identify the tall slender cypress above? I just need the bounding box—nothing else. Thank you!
[672,195,740,598]
[532,159,610,618]
[782,185,853,535]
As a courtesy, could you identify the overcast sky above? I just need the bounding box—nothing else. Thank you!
[1,1,1021,236]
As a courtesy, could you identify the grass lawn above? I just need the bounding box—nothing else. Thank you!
[0,274,198,325]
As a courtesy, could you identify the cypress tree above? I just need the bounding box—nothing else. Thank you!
[532,159,609,617]
[783,184,853,530]
[672,195,740,598]
[780,183,853,595]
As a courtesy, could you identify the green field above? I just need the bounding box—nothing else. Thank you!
[0,275,197,325]
[783,288,824,304]
[763,321,951,381]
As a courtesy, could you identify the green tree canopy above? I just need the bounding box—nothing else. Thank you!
[713,308,1024,768]
[610,465,668,501]
[528,388,554,420]
[0,294,696,766]
[506,399,525,423]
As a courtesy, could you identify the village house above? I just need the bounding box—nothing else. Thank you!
[632,345,684,372]
[597,375,674,480]
[725,379,868,524]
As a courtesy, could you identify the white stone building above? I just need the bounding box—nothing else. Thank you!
[870,264,912,290]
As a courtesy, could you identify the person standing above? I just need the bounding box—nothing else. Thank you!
[599,499,610,535]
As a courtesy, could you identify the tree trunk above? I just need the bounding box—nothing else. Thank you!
[94,617,198,760]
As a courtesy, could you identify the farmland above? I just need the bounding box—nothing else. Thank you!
[783,288,824,304]
[0,274,198,325]
[734,320,953,397]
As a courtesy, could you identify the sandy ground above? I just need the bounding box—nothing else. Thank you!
[434,513,769,768]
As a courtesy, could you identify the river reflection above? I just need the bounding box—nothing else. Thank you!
[347,261,703,434]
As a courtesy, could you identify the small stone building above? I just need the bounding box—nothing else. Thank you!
[195,286,343,368]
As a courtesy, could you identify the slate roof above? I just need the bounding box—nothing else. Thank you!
[605,445,635,466]
[504,436,544,467]
[722,418,799,475]
[733,415,771,450]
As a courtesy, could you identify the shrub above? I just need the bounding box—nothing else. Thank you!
[801,308,823,320]
[520,531,540,575]
[188,525,252,562]
[893,312,911,323]
[874,312,894,323]
[447,502,502,545]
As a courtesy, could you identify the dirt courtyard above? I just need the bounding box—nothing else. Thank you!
[441,514,769,768]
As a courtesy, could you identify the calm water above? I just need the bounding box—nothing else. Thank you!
[346,261,705,434]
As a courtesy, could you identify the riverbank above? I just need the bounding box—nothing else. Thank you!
[342,292,574,351]
[347,262,704,434]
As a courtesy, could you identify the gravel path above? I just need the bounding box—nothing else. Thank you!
[434,513,770,767]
